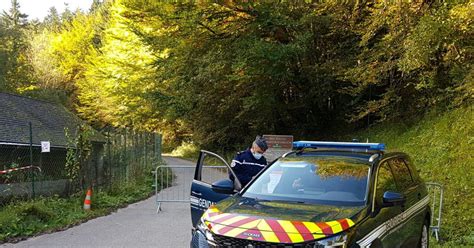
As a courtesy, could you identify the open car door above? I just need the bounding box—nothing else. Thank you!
[190,150,242,228]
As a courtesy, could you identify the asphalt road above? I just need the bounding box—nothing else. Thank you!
[1,156,196,248]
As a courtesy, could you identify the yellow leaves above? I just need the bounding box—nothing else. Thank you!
[158,48,170,59]
[45,12,99,85]
[449,2,474,32]
[16,85,39,93]
[75,0,160,129]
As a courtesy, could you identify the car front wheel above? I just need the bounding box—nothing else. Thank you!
[419,220,429,248]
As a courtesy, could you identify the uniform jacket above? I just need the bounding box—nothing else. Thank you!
[230,148,267,187]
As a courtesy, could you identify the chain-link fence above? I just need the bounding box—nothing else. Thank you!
[0,123,162,204]
[0,144,64,202]
[102,128,162,190]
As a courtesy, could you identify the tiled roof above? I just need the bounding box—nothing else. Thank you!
[0,93,105,147]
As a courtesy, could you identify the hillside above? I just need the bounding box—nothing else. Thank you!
[171,105,473,246]
[351,105,473,246]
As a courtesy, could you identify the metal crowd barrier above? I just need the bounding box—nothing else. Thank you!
[153,164,229,213]
[426,182,444,241]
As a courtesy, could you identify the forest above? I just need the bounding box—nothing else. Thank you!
[0,1,473,245]
[0,0,472,149]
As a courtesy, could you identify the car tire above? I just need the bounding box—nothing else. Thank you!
[418,220,429,248]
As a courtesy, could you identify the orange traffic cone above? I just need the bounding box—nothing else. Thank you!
[84,187,92,210]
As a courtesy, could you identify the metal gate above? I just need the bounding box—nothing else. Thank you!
[153,164,229,212]
[426,182,444,241]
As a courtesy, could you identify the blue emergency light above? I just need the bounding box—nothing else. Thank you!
[292,141,385,151]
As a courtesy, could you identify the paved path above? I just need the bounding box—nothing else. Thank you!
[1,156,195,248]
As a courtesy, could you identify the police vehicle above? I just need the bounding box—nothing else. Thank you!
[190,141,431,248]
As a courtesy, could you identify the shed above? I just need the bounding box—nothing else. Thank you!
[0,92,106,199]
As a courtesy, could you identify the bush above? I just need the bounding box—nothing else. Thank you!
[171,142,199,160]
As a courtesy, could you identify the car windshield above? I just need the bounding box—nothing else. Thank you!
[242,154,370,206]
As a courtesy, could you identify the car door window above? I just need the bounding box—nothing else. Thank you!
[389,158,415,192]
[199,154,230,185]
[375,161,397,206]
[402,158,420,183]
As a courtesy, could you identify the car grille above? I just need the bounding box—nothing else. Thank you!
[212,234,324,248]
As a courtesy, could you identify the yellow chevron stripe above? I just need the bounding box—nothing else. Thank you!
[257,220,280,243]
[239,219,260,229]
[347,218,355,226]
[218,218,260,237]
[223,226,246,238]
[208,213,230,222]
[219,215,248,226]
[211,223,225,235]
[302,221,323,234]
[326,220,343,234]
[312,233,327,240]
[277,220,304,243]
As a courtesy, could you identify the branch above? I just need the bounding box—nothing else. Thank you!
[197,21,219,36]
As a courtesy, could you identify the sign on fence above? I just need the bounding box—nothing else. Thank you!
[263,135,294,162]
[41,141,50,153]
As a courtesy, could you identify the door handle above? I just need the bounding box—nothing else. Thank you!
[192,191,202,196]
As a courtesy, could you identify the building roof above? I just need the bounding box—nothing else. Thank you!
[0,93,106,148]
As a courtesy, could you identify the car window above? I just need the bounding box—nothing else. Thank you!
[242,155,370,206]
[199,155,230,185]
[375,162,397,206]
[389,158,415,191]
[402,158,419,182]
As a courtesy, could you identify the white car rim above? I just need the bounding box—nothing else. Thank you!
[421,225,428,248]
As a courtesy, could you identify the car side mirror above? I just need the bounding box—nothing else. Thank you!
[211,179,235,194]
[382,191,406,207]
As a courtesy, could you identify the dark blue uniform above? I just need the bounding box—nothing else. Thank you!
[229,149,267,187]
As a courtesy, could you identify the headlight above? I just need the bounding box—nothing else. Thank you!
[315,233,347,248]
[197,217,215,243]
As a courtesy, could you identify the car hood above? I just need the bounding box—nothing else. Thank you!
[201,196,364,244]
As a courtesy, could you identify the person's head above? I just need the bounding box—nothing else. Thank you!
[251,136,268,159]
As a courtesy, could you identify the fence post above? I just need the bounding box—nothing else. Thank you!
[152,132,156,159]
[116,132,120,183]
[141,133,144,168]
[125,128,129,182]
[156,134,162,161]
[29,122,35,198]
[107,128,112,190]
[144,132,148,168]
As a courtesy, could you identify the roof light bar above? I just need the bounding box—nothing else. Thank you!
[293,141,385,151]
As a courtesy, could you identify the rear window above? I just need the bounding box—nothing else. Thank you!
[243,155,370,206]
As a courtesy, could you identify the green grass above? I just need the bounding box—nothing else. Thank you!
[0,161,172,243]
[350,105,474,246]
